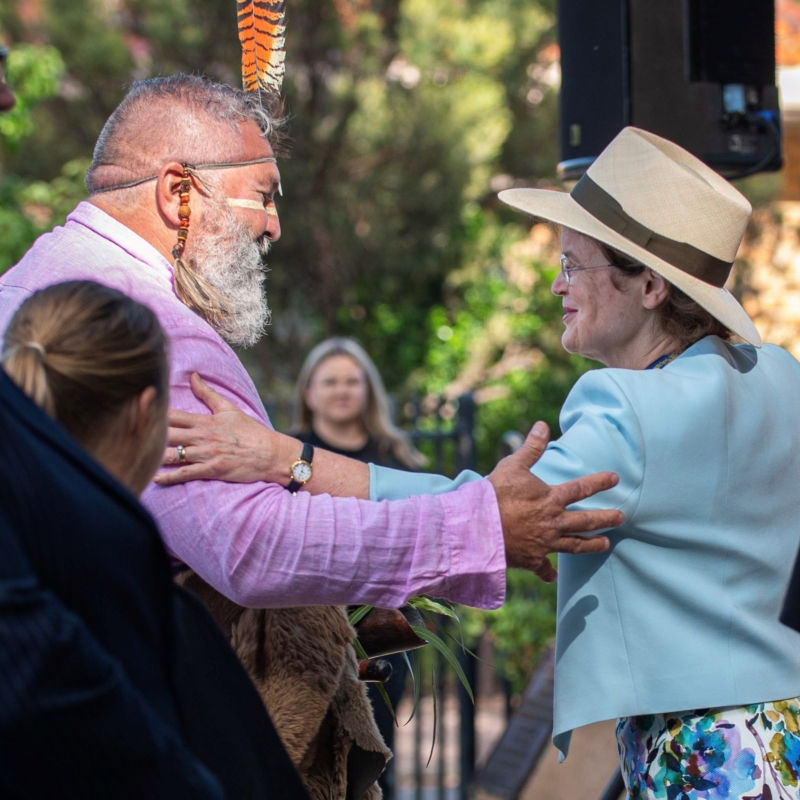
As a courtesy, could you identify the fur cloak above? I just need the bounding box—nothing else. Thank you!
[176,571,390,800]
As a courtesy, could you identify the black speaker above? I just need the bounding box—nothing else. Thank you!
[558,0,781,181]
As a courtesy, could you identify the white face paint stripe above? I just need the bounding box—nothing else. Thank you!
[227,198,266,210]
[226,198,279,216]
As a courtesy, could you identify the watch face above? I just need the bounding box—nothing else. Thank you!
[291,461,312,483]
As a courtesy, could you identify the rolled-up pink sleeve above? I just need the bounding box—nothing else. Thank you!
[142,325,506,610]
[147,476,505,609]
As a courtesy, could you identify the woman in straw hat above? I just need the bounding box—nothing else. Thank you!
[156,127,800,797]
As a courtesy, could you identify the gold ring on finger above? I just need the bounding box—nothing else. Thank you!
[177,444,186,463]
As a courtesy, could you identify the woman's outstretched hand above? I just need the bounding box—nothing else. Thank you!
[488,421,623,583]
[154,373,298,487]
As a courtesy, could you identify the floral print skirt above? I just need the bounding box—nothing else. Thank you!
[616,698,800,799]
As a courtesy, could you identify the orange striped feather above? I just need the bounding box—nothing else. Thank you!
[237,0,286,94]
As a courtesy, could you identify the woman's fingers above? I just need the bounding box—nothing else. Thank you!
[153,463,216,486]
[190,373,239,413]
[168,408,203,428]
[163,446,186,466]
[162,444,213,466]
[167,427,203,447]
[168,375,238,427]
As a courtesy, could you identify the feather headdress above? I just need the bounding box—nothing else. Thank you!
[237,0,286,95]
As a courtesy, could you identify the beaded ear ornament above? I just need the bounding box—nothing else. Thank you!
[172,165,193,262]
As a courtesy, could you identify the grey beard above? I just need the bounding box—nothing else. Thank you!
[188,201,271,348]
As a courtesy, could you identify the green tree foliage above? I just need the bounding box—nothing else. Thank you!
[0,43,64,148]
[0,42,89,272]
[1,0,596,691]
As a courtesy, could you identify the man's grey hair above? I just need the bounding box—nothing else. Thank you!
[86,74,287,195]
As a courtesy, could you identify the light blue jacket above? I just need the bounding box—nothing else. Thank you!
[371,336,800,757]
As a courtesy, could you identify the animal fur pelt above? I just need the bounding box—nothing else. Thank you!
[176,570,390,800]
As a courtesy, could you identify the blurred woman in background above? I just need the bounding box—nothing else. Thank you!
[294,337,425,472]
[294,337,425,800]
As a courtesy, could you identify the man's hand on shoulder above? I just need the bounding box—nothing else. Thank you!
[488,421,624,582]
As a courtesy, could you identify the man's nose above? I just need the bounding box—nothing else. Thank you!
[265,211,281,242]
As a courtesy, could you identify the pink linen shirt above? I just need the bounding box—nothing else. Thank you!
[0,202,506,609]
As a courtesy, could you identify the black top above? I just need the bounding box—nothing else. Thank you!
[0,370,308,800]
[296,428,408,470]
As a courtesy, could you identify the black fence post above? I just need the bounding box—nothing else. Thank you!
[404,392,479,799]
[414,702,423,800]
[455,394,477,472]
[458,642,477,800]
[436,644,447,800]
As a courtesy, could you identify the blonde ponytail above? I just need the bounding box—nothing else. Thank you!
[2,281,168,447]
[2,342,56,416]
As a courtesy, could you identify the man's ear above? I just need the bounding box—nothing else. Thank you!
[155,162,188,229]
[642,268,671,310]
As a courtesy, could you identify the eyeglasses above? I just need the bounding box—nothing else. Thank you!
[559,254,616,285]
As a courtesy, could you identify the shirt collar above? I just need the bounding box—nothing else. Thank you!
[66,201,176,292]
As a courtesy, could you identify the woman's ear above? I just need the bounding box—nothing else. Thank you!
[127,386,160,438]
[641,268,671,310]
[155,162,188,230]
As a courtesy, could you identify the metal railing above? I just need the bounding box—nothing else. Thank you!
[404,393,479,800]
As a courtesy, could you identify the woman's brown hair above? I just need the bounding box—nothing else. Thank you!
[2,281,168,447]
[598,242,732,348]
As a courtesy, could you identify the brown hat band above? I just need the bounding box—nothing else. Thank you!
[570,174,732,288]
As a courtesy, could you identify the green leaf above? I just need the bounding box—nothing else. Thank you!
[348,605,373,626]
[408,596,460,621]
[352,638,368,660]
[374,678,397,726]
[410,624,474,703]
[422,614,491,668]
[405,649,422,726]
[427,668,438,767]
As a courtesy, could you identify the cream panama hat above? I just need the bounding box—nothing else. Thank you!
[499,126,761,347]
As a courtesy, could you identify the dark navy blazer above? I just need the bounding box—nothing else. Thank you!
[0,370,308,799]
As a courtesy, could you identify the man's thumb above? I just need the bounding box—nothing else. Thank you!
[517,421,550,467]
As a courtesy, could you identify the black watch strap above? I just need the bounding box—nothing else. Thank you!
[287,442,314,494]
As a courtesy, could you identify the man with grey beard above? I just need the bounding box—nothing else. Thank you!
[186,178,272,347]
[0,74,622,614]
